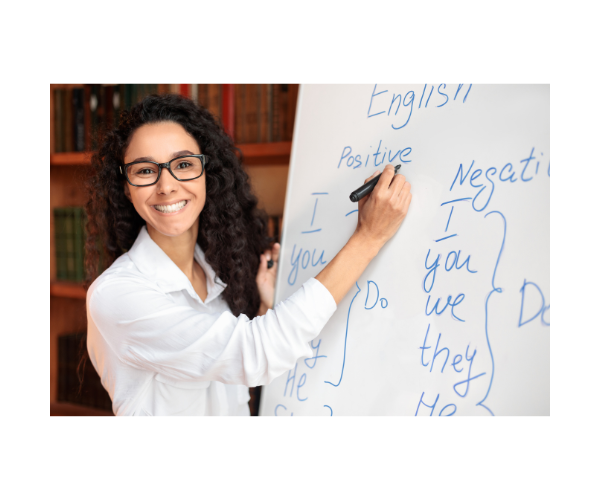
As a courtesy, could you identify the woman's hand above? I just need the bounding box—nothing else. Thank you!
[315,164,412,305]
[256,242,280,314]
[354,164,412,252]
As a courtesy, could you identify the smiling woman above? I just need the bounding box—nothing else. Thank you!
[84,93,412,416]
[86,95,270,318]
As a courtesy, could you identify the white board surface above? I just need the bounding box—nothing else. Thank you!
[259,84,549,416]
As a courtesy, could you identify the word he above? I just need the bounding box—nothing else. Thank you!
[337,139,413,170]
[274,340,327,416]
[415,392,457,416]
[288,244,328,286]
[367,83,473,130]
[450,147,549,212]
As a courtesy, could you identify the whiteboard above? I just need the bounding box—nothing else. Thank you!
[259,84,549,416]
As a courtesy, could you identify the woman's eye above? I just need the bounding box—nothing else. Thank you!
[134,167,156,176]
[175,162,192,170]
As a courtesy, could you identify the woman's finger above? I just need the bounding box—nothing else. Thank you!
[372,164,395,197]
[257,253,267,277]
[271,243,280,263]
[358,170,381,211]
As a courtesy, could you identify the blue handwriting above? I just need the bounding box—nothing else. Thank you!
[368,84,472,131]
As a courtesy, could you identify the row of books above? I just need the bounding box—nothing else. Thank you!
[54,207,86,282]
[58,332,113,412]
[234,84,298,144]
[52,84,298,153]
[54,206,282,284]
[266,214,283,243]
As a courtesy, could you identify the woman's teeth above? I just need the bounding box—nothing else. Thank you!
[154,200,187,213]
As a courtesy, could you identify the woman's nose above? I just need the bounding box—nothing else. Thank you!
[156,167,178,194]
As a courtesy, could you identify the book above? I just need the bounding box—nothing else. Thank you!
[83,85,92,151]
[207,84,222,120]
[235,84,246,143]
[58,332,113,412]
[54,89,63,153]
[89,84,100,150]
[198,84,208,109]
[258,84,272,143]
[285,84,299,141]
[275,84,289,142]
[72,88,85,151]
[246,84,259,143]
[54,207,86,282]
[103,84,114,133]
[112,84,121,125]
[64,88,73,152]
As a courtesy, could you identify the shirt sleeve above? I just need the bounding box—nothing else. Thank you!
[88,277,337,387]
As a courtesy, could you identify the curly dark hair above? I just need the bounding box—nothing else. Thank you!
[84,93,271,318]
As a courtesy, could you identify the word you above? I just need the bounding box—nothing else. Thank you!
[288,244,328,286]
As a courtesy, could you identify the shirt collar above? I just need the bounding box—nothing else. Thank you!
[128,226,227,304]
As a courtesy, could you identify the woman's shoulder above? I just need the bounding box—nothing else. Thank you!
[87,252,159,304]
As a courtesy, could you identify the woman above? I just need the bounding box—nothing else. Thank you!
[85,93,412,416]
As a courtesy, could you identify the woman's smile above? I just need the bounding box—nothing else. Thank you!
[152,199,189,214]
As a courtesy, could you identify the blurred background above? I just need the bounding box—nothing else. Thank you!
[50,83,299,416]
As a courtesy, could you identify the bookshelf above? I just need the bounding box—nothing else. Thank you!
[50,141,292,168]
[50,83,297,416]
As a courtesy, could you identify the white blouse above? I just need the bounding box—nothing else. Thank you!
[86,226,337,416]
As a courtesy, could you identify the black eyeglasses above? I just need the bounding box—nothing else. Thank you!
[120,154,208,187]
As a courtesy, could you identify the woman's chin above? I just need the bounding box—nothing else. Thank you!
[147,218,197,239]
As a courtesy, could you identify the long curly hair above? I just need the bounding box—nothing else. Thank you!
[85,93,271,318]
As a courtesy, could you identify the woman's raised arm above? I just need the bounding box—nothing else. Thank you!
[315,164,412,305]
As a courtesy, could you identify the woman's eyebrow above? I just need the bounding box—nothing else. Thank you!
[128,150,198,163]
[172,150,197,158]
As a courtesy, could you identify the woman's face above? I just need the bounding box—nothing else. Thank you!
[123,121,206,239]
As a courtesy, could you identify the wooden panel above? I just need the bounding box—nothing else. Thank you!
[51,402,113,416]
[245,165,289,216]
[50,85,55,155]
[50,281,87,299]
[49,143,292,167]
[50,152,91,167]
[238,141,291,166]
[50,297,88,403]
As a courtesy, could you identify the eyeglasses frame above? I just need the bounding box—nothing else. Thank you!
[120,154,208,187]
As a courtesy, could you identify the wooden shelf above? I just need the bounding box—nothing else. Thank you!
[237,141,292,166]
[51,401,113,416]
[50,152,91,167]
[49,142,292,168]
[51,281,87,299]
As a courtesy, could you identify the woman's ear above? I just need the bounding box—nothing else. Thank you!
[123,182,132,202]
